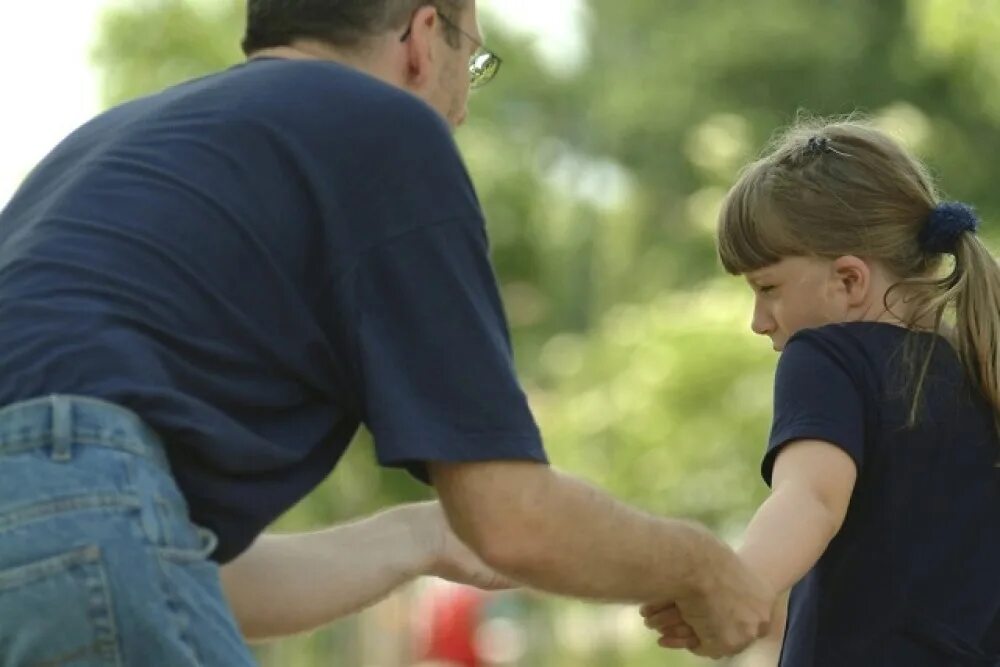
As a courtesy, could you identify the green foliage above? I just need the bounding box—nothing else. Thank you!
[532,282,773,529]
[94,0,244,105]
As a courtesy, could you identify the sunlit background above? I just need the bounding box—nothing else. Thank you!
[2,1,998,665]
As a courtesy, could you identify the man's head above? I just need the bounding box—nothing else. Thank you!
[242,0,488,128]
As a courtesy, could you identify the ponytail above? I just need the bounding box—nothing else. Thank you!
[951,234,1000,421]
[893,203,1000,441]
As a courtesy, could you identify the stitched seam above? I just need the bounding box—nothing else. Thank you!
[0,495,141,534]
[0,430,153,457]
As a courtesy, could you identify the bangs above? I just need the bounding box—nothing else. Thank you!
[716,160,799,275]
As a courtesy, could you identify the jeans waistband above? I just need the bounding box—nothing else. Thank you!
[0,395,169,468]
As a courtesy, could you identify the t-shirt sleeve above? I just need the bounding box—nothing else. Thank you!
[350,216,547,482]
[763,331,867,486]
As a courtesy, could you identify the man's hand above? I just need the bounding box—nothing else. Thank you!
[406,501,516,591]
[643,550,774,659]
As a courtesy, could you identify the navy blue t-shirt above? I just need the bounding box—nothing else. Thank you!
[0,59,546,563]
[766,322,1000,666]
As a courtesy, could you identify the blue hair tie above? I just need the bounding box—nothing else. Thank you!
[919,202,979,254]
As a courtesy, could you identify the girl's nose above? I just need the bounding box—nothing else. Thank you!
[751,302,774,336]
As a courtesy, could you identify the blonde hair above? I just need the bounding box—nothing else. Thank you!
[717,118,1000,424]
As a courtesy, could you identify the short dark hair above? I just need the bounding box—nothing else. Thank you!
[242,0,468,55]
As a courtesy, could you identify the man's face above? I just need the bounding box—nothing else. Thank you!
[744,256,848,351]
[427,3,478,128]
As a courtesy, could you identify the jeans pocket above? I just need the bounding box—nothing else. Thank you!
[156,523,219,563]
[153,547,258,667]
[0,545,122,667]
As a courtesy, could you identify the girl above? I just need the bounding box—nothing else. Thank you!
[644,120,1000,665]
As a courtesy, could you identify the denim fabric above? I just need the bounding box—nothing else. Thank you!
[0,396,258,666]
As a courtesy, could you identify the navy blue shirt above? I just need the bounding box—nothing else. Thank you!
[0,59,546,563]
[766,323,1000,666]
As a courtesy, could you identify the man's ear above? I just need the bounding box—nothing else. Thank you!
[402,5,441,88]
[830,255,871,307]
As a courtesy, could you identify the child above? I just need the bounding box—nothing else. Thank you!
[643,120,1000,665]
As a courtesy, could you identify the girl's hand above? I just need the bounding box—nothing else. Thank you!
[641,601,701,651]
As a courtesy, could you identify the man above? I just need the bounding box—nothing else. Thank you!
[0,0,772,662]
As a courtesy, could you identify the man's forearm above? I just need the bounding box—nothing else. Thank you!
[220,505,429,641]
[434,463,729,603]
[737,481,840,595]
[506,473,725,601]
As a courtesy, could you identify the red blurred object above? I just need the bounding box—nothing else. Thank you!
[416,584,487,667]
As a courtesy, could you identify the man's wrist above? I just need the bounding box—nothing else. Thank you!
[676,520,730,598]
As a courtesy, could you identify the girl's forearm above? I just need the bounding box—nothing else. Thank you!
[737,481,842,596]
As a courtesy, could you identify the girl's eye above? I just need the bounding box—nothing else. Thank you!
[758,285,776,294]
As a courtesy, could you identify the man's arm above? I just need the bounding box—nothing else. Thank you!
[431,460,773,656]
[736,439,857,594]
[219,502,511,642]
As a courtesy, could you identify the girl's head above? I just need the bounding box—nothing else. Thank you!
[718,118,1000,416]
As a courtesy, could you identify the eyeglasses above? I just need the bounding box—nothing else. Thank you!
[399,11,503,89]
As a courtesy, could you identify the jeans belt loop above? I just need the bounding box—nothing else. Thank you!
[50,394,73,463]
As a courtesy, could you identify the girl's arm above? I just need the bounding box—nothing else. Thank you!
[737,439,857,596]
[643,439,855,649]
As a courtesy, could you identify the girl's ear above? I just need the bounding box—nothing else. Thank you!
[830,255,871,307]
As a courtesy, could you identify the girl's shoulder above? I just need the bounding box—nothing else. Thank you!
[782,322,949,393]
[784,321,901,364]
[787,322,943,362]
[786,322,972,407]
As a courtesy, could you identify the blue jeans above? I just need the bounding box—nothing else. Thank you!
[0,396,258,666]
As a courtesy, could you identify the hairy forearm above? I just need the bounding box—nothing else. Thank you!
[220,505,428,641]
[737,482,841,596]
[510,474,724,601]
[435,464,729,603]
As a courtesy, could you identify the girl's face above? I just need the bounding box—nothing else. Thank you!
[744,256,855,351]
